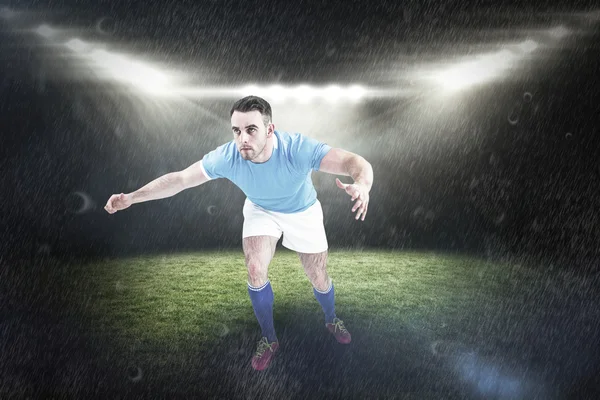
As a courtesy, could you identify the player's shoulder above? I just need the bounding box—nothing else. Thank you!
[210,140,237,157]
[276,130,303,155]
[204,140,239,169]
[274,129,295,143]
[277,130,310,148]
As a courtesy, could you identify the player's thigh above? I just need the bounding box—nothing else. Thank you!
[242,235,279,275]
[298,250,328,273]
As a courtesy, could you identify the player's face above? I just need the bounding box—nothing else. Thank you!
[231,110,272,161]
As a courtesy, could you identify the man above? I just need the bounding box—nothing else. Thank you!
[104,96,374,371]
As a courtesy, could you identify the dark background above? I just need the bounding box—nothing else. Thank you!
[1,0,599,273]
[1,1,600,399]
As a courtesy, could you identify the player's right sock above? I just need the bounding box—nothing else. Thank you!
[247,280,278,342]
[313,279,337,324]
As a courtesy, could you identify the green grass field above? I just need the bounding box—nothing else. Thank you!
[4,249,599,399]
[78,249,529,350]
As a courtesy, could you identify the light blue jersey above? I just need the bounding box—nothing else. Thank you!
[201,130,332,213]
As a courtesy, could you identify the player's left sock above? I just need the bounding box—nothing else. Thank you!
[313,279,337,324]
[248,280,278,343]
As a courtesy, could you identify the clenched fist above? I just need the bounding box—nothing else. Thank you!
[104,193,133,214]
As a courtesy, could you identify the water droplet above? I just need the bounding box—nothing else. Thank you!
[507,111,519,125]
[96,17,116,35]
[508,102,522,125]
[207,205,218,215]
[412,206,425,217]
[217,324,230,337]
[325,42,337,57]
[494,213,506,225]
[469,178,480,190]
[523,92,532,103]
[127,366,143,382]
[66,191,96,214]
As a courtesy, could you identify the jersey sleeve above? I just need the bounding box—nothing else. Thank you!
[291,133,332,173]
[201,143,232,179]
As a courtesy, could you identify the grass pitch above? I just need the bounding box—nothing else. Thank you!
[2,249,599,399]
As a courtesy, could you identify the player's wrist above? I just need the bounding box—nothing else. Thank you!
[126,192,138,204]
[353,181,372,192]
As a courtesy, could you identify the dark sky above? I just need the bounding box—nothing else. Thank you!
[1,0,599,270]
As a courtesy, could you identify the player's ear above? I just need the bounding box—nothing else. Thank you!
[267,123,275,136]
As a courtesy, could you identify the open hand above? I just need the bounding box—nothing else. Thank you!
[335,178,369,221]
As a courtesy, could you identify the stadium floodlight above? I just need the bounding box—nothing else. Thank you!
[88,49,172,95]
[65,38,91,53]
[324,85,344,102]
[294,84,318,103]
[266,84,288,103]
[18,18,397,102]
[174,87,235,98]
[347,84,367,101]
[431,49,517,92]
[240,84,261,96]
[35,24,57,38]
[175,84,390,102]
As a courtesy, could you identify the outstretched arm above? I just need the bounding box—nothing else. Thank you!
[178,160,212,190]
[318,148,373,221]
[105,155,215,214]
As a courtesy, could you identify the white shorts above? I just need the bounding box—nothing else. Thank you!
[242,198,328,254]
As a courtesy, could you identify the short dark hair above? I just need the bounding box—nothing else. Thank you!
[230,95,272,126]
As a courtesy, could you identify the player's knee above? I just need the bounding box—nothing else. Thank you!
[311,273,330,290]
[247,262,268,287]
[248,275,268,287]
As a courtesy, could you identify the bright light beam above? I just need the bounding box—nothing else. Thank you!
[420,22,573,95]
[431,49,518,92]
[294,84,318,103]
[348,84,367,101]
[33,23,411,101]
[267,84,288,103]
[176,85,409,101]
[87,50,173,95]
[324,85,344,103]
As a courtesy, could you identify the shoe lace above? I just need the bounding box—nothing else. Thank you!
[254,337,275,357]
[333,318,348,334]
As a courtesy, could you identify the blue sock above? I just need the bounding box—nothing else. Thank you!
[313,280,337,324]
[248,280,277,343]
